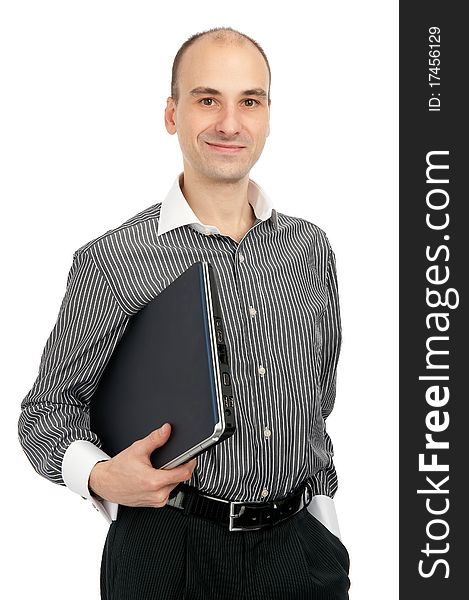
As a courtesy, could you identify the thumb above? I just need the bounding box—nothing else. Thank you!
[136,423,171,455]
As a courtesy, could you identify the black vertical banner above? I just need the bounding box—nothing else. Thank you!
[400,2,467,597]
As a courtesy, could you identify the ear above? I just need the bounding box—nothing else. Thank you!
[164,97,177,135]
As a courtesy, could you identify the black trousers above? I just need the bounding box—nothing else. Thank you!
[100,502,350,599]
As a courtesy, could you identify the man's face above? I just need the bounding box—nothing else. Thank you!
[165,37,270,183]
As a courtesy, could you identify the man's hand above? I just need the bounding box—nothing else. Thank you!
[88,423,196,508]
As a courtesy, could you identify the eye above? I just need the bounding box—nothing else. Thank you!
[200,98,216,106]
[243,99,260,107]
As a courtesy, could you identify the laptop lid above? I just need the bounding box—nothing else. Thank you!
[90,261,235,469]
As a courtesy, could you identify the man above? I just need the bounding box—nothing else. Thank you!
[18,26,350,599]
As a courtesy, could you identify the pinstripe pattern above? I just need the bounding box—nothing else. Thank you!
[18,179,342,504]
[101,504,350,599]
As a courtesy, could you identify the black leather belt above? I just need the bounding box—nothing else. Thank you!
[167,482,310,532]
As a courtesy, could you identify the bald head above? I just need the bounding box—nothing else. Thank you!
[171,27,271,105]
[164,27,271,185]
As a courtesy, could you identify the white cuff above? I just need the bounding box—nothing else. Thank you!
[306,495,341,539]
[61,440,119,523]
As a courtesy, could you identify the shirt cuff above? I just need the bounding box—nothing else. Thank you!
[61,440,119,524]
[306,494,341,539]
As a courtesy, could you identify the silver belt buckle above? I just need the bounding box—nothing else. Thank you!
[229,500,277,532]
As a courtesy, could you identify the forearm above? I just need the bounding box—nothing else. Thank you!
[18,400,105,487]
[88,459,109,499]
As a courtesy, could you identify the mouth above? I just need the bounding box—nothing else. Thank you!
[205,142,246,154]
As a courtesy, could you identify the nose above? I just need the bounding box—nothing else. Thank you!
[215,104,242,138]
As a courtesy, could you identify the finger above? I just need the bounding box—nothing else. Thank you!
[133,423,171,456]
[155,461,196,487]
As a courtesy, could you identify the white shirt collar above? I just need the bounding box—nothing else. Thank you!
[157,172,278,237]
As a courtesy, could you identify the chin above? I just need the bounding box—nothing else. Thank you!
[202,163,252,182]
[208,171,250,183]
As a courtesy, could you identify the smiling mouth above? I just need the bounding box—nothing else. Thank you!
[205,142,246,153]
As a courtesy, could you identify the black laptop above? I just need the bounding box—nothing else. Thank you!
[90,261,236,469]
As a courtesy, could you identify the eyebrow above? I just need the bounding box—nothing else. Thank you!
[189,86,268,98]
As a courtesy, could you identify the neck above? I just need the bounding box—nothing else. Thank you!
[180,167,256,239]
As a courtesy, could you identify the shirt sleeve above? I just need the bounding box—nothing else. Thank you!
[18,249,129,521]
[308,242,343,499]
[307,495,342,539]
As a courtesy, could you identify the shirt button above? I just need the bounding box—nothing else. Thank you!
[204,228,211,235]
[249,306,257,317]
[239,253,245,263]
[258,365,266,376]
[264,427,271,438]
[261,488,269,498]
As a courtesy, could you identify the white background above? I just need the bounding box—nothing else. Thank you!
[1,1,398,598]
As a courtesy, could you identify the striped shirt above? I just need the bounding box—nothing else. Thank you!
[18,172,342,526]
